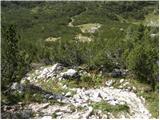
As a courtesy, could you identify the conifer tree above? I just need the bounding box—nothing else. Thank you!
[1,25,31,90]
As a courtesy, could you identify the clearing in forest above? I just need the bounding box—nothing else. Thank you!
[45,37,61,42]
[75,34,93,43]
[77,23,101,33]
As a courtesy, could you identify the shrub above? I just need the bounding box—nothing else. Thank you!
[61,74,103,88]
[1,25,31,90]
[92,101,130,113]
[127,44,158,90]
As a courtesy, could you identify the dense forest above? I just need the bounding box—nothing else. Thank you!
[1,1,159,119]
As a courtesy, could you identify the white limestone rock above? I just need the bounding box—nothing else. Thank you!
[120,79,125,84]
[65,92,72,97]
[10,82,24,93]
[41,116,52,119]
[105,80,114,87]
[61,69,78,79]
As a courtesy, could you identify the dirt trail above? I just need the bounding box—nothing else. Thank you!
[68,7,88,27]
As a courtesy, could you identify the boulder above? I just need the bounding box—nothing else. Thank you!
[121,69,129,77]
[132,86,137,93]
[123,82,129,87]
[52,63,63,72]
[44,93,65,101]
[11,82,19,90]
[111,69,128,78]
[62,69,77,76]
[65,92,72,97]
[62,85,67,89]
[10,82,24,93]
[120,79,124,84]
[111,69,122,77]
[118,85,123,89]
[36,63,63,79]
[61,69,79,79]
[105,80,114,87]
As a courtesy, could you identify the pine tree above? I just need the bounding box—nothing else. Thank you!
[1,25,31,90]
[2,25,18,89]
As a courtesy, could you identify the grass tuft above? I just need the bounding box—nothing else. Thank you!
[91,101,130,114]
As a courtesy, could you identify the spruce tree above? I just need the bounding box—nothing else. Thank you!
[1,25,31,90]
[2,25,18,89]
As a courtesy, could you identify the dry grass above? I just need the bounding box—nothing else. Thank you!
[77,23,101,33]
[75,34,93,43]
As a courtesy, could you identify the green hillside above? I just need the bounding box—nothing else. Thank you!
[1,1,159,119]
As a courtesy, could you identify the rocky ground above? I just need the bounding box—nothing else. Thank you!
[1,63,152,119]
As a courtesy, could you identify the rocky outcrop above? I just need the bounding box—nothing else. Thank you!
[15,84,150,119]
[35,63,63,79]
[4,63,151,119]
[21,63,80,84]
[61,87,150,119]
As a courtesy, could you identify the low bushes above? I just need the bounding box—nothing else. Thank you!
[92,101,130,113]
